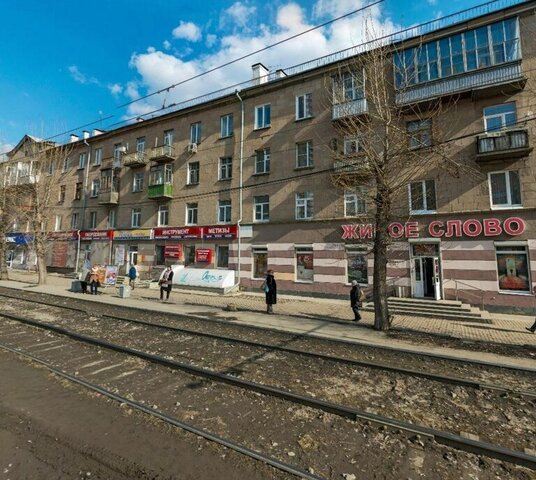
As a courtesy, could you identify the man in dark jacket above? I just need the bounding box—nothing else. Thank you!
[350,280,362,322]
[265,270,277,314]
[159,266,174,301]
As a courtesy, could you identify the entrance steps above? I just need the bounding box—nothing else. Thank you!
[361,297,492,323]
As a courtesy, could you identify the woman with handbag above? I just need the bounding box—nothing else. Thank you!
[159,266,174,301]
[263,270,277,314]
[350,280,363,322]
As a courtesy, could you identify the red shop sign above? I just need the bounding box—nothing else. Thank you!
[154,227,202,240]
[164,245,182,258]
[80,230,113,240]
[203,225,238,239]
[195,248,213,263]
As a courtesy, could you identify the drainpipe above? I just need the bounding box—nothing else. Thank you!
[234,90,245,290]
[75,230,81,274]
[77,139,92,273]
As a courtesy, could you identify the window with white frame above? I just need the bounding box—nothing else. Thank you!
[296,192,314,220]
[78,152,87,169]
[94,148,102,166]
[255,148,270,174]
[54,215,62,232]
[333,71,364,104]
[296,141,313,168]
[489,170,521,208]
[108,209,116,229]
[90,179,100,197]
[252,247,267,279]
[131,208,141,228]
[186,203,198,225]
[409,180,436,213]
[344,189,367,216]
[254,104,271,129]
[344,137,362,155]
[74,182,83,200]
[62,157,69,172]
[89,211,97,229]
[483,103,516,131]
[218,200,231,223]
[47,161,54,175]
[295,93,312,120]
[136,137,146,160]
[219,157,232,180]
[190,123,201,144]
[113,143,123,162]
[495,243,530,292]
[158,205,169,226]
[132,172,144,192]
[347,248,368,284]
[187,162,200,185]
[220,114,233,138]
[71,213,79,229]
[407,119,432,149]
[58,185,66,204]
[149,164,172,186]
[295,246,313,282]
[254,195,269,222]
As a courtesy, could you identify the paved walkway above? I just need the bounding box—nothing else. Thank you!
[1,271,535,370]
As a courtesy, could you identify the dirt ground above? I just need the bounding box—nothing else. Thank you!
[0,352,289,480]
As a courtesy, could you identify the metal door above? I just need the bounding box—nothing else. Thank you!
[413,258,424,298]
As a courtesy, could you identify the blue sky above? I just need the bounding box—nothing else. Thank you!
[0,0,509,154]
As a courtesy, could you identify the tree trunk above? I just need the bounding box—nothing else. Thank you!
[0,234,8,281]
[37,254,47,285]
[373,188,391,330]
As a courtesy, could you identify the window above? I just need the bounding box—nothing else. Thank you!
[132,172,144,192]
[296,141,313,168]
[113,143,123,162]
[496,244,530,293]
[347,249,368,284]
[295,93,312,120]
[220,114,233,138]
[344,137,362,155]
[218,200,231,223]
[333,71,364,104]
[149,164,172,186]
[409,180,436,213]
[90,179,100,197]
[483,103,516,131]
[94,148,102,166]
[219,157,232,180]
[47,161,54,175]
[71,213,79,229]
[296,246,313,282]
[255,104,271,129]
[407,119,432,149]
[344,189,367,216]
[186,203,198,225]
[136,137,146,160]
[54,215,62,232]
[58,185,66,204]
[394,18,519,88]
[184,245,195,266]
[296,192,314,220]
[155,245,165,266]
[89,211,97,229]
[131,208,141,228]
[62,157,69,172]
[108,209,116,229]
[163,130,174,156]
[158,205,169,226]
[254,195,269,222]
[187,162,200,185]
[100,169,118,193]
[74,182,83,200]
[190,123,201,144]
[252,247,267,279]
[255,148,270,174]
[489,171,521,208]
[78,152,87,169]
[217,245,229,268]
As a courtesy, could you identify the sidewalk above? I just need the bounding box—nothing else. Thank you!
[1,271,535,370]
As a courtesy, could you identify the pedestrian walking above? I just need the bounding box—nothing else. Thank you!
[526,286,536,333]
[263,269,277,314]
[89,265,100,295]
[350,280,362,322]
[159,266,174,301]
[128,264,139,289]
[80,260,90,294]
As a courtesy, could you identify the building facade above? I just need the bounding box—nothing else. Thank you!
[5,1,536,312]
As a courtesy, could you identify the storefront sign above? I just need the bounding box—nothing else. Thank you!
[154,227,202,239]
[164,245,182,258]
[104,265,119,285]
[195,248,213,263]
[341,217,526,240]
[48,231,78,241]
[6,233,32,245]
[80,230,114,240]
[203,225,238,239]
[174,267,235,289]
[113,229,153,241]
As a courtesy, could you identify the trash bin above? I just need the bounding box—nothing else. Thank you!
[397,286,404,298]
[71,280,82,293]
[118,285,131,298]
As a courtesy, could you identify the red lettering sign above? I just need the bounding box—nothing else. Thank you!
[203,225,238,239]
[80,230,113,240]
[195,248,213,263]
[462,219,483,237]
[342,224,358,239]
[164,245,182,258]
[428,221,444,238]
[483,218,502,236]
[154,227,202,239]
[503,217,525,235]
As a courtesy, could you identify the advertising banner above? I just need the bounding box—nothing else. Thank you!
[104,265,119,285]
[80,230,113,240]
[114,246,125,266]
[154,227,202,240]
[203,225,238,239]
[164,245,182,258]
[174,267,235,289]
[113,229,153,241]
[195,248,213,263]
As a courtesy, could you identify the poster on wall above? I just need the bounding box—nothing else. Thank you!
[96,266,107,285]
[115,246,125,266]
[195,248,213,263]
[164,245,182,258]
[104,265,119,285]
[296,253,314,281]
[496,251,530,292]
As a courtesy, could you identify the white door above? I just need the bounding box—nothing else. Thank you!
[413,258,424,298]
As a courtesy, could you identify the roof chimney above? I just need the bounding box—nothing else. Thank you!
[252,63,269,86]
[69,134,79,143]
[92,129,104,137]
[82,130,90,140]
[274,69,287,79]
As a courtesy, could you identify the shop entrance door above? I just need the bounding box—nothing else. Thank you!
[413,257,435,298]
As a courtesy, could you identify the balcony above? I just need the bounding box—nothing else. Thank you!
[476,128,531,162]
[332,99,368,120]
[148,182,173,200]
[395,61,524,106]
[123,151,148,168]
[150,145,175,163]
[98,188,119,205]
[332,157,371,185]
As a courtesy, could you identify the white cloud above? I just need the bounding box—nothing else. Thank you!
[163,40,172,50]
[223,2,257,30]
[108,83,123,96]
[0,142,14,160]
[172,21,202,42]
[68,65,100,85]
[206,34,217,47]
[427,0,438,5]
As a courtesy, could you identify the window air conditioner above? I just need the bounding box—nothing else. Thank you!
[187,143,198,153]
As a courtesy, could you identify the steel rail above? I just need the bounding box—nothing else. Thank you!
[1,311,535,470]
[0,341,324,480]
[0,287,534,375]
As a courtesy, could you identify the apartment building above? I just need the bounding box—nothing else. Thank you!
[5,0,536,312]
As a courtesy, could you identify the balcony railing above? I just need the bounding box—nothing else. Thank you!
[123,151,148,168]
[98,187,119,205]
[333,157,371,175]
[332,99,368,120]
[148,182,173,199]
[476,128,531,161]
[150,145,175,163]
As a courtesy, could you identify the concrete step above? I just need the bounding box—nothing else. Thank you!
[360,305,491,323]
[384,297,463,307]
[363,304,481,317]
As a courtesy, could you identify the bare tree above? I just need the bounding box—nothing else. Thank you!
[0,160,22,279]
[329,35,480,330]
